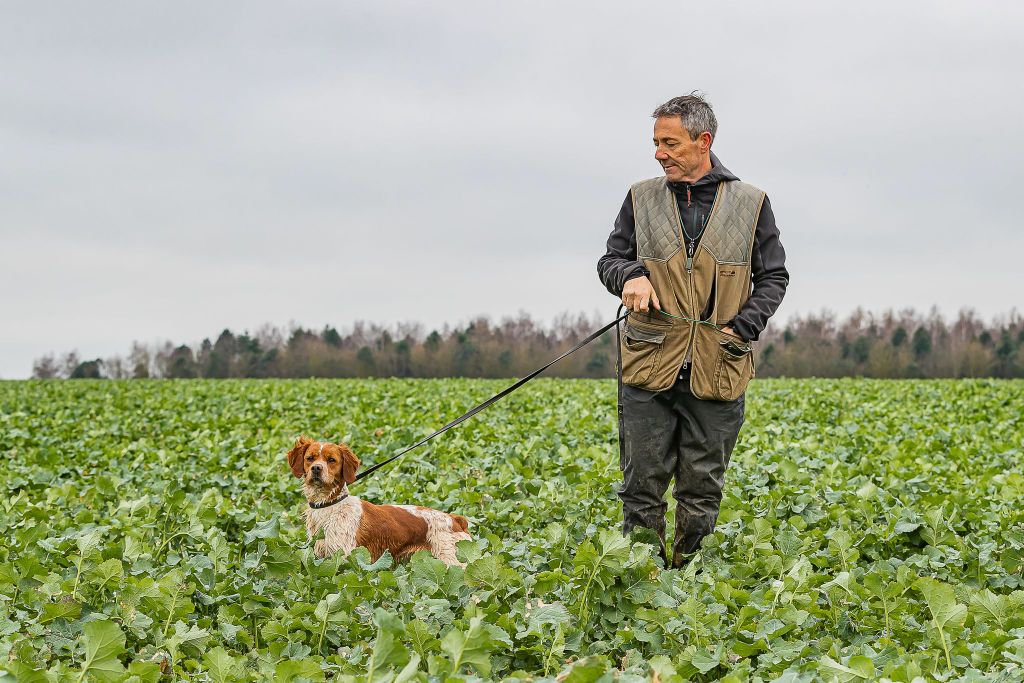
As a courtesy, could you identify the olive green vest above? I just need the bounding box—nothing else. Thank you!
[620,176,765,399]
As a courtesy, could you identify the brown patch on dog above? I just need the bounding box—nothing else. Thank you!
[450,514,470,533]
[355,502,432,562]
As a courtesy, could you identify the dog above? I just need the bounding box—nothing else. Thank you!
[286,435,471,567]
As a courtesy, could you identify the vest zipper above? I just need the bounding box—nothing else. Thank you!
[670,190,699,371]
[681,182,726,374]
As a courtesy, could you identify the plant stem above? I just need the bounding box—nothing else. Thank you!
[364,645,378,683]
[71,556,84,601]
[156,532,189,559]
[935,617,952,671]
[163,583,180,639]
[881,592,890,636]
[316,616,328,655]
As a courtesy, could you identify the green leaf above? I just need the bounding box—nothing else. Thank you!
[393,653,421,683]
[555,656,611,683]
[41,601,82,624]
[1,661,47,683]
[821,571,856,597]
[648,655,682,683]
[573,530,630,587]
[572,540,598,574]
[242,518,279,545]
[207,530,231,572]
[314,592,347,624]
[356,549,394,571]
[465,554,518,593]
[204,646,244,683]
[78,620,126,682]
[818,654,874,681]
[405,618,438,658]
[88,558,124,590]
[274,659,325,682]
[595,530,631,573]
[76,529,104,557]
[969,588,1024,630]
[366,608,408,682]
[150,569,195,623]
[440,615,506,676]
[520,600,571,638]
[165,621,211,662]
[410,551,464,596]
[690,645,723,674]
[126,661,163,683]
[916,577,968,632]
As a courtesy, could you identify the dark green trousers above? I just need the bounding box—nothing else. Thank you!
[618,373,745,567]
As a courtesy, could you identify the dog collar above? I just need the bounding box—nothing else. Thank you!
[309,493,349,510]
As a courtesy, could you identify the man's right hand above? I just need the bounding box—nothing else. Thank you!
[621,276,661,313]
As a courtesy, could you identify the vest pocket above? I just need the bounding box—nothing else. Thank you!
[714,335,754,401]
[621,320,668,386]
[690,326,754,400]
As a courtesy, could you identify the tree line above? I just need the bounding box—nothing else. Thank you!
[31,308,1024,380]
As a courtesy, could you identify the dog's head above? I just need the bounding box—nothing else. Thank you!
[287,435,360,492]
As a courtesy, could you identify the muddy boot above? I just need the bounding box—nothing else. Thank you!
[671,512,715,569]
[624,523,667,567]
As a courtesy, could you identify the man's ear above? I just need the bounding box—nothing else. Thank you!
[699,130,713,153]
[287,435,315,478]
[338,443,360,484]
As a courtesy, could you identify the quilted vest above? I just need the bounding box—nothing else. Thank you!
[620,176,765,399]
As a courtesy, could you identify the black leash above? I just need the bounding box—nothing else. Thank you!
[355,310,630,482]
[615,304,625,468]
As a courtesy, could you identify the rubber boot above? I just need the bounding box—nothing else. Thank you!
[671,512,715,569]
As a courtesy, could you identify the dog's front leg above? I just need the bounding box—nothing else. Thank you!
[313,539,329,558]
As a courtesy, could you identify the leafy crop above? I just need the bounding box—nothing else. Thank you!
[0,378,1022,681]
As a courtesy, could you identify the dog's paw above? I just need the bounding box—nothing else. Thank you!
[314,539,328,558]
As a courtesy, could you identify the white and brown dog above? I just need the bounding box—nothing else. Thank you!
[286,435,471,567]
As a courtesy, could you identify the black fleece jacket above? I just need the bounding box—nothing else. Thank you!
[597,153,789,342]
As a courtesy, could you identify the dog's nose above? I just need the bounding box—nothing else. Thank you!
[311,463,323,475]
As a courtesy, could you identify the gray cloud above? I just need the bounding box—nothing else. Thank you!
[2,1,1022,376]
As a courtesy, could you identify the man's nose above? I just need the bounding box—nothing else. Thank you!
[654,146,668,160]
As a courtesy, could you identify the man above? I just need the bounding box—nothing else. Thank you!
[597,93,789,568]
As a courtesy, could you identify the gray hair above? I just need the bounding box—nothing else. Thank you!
[652,92,718,143]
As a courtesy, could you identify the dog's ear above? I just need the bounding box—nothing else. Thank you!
[287,435,314,478]
[338,443,360,484]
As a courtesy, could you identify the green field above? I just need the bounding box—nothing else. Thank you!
[1,379,1023,681]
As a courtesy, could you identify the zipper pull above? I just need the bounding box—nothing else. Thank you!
[686,186,692,207]
[685,255,693,272]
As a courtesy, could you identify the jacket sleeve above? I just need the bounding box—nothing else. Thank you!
[597,190,649,296]
[728,195,789,342]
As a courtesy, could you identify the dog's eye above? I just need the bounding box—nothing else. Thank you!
[327,457,336,464]
[306,455,313,460]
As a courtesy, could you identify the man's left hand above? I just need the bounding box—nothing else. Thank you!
[721,326,743,340]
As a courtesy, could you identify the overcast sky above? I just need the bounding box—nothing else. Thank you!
[2,2,1022,377]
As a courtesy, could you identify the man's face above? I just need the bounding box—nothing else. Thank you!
[653,116,711,183]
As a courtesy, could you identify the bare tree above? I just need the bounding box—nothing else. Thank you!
[32,354,60,379]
